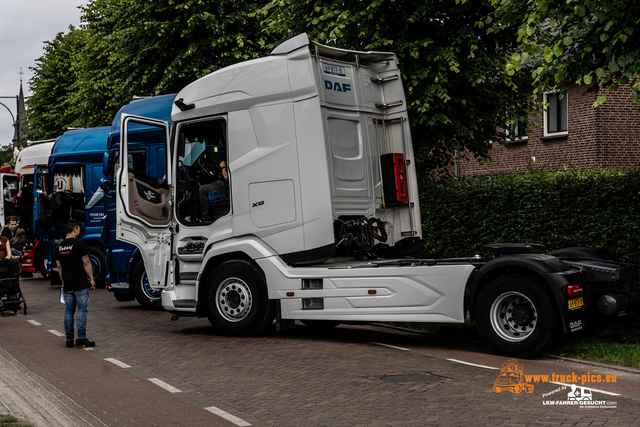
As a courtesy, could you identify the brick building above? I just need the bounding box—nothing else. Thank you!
[448,85,640,176]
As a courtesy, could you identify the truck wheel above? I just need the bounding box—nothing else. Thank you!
[476,274,558,358]
[131,262,162,309]
[206,260,275,336]
[87,245,106,288]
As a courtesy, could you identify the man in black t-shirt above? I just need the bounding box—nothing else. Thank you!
[55,219,96,348]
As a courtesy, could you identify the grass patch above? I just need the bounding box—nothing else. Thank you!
[0,415,31,427]
[550,312,640,368]
[551,337,640,368]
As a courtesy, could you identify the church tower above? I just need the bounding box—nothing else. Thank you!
[13,69,27,147]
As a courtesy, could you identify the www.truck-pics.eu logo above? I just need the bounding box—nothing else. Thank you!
[492,358,619,409]
[493,359,535,394]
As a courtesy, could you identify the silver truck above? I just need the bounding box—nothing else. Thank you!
[111,34,637,358]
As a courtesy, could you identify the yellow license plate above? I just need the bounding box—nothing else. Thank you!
[568,297,584,310]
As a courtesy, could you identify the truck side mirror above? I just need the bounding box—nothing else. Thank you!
[100,177,114,198]
[102,151,113,179]
[101,152,116,195]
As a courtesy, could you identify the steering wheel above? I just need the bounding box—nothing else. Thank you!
[197,156,221,179]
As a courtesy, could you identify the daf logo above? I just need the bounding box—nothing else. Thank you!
[143,190,156,201]
[570,320,582,331]
[252,200,264,208]
[324,80,351,93]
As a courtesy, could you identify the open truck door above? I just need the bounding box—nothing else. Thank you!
[32,165,53,275]
[34,166,51,226]
[0,173,20,228]
[116,114,172,289]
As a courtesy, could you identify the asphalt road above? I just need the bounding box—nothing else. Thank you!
[1,276,639,426]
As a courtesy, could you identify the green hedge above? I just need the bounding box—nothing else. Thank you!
[419,167,640,264]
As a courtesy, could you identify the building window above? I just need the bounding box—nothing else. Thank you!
[544,93,568,136]
[510,117,528,140]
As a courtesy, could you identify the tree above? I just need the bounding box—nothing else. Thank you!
[490,0,640,106]
[260,0,537,170]
[27,27,87,140]
[70,0,275,127]
[0,144,15,167]
[28,0,275,133]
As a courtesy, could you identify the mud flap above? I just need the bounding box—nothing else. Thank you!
[275,301,295,331]
[564,316,587,334]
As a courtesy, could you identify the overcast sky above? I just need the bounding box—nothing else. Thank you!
[0,0,85,148]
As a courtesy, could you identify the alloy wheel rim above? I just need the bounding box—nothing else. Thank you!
[141,271,161,299]
[216,277,253,322]
[489,291,537,342]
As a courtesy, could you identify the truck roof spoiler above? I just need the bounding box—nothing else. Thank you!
[271,33,399,65]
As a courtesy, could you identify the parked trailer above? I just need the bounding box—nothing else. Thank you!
[110,34,637,357]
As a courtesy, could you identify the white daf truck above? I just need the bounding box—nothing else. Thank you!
[113,34,637,358]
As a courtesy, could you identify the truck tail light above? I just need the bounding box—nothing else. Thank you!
[567,283,584,297]
[381,153,408,204]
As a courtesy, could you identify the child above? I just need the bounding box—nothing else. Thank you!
[4,227,25,276]
[9,228,26,258]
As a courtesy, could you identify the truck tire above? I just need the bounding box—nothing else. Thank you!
[206,260,275,336]
[476,274,558,358]
[87,245,106,288]
[131,262,162,309]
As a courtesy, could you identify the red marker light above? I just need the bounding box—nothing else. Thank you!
[567,284,584,297]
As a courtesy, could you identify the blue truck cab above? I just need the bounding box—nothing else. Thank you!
[34,127,110,285]
[101,94,175,308]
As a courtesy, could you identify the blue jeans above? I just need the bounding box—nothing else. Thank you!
[198,180,225,219]
[64,288,90,340]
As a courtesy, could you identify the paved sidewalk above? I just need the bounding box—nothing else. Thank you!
[0,344,106,426]
[0,314,235,427]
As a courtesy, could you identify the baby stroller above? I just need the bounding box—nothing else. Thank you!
[0,258,26,316]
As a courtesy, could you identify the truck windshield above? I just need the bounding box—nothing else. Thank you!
[3,176,18,202]
[182,141,205,167]
[53,166,83,194]
[178,120,226,167]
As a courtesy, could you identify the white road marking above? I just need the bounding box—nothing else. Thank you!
[27,319,41,326]
[446,358,500,370]
[371,342,410,351]
[105,358,131,368]
[148,378,181,393]
[48,329,65,337]
[205,406,252,426]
